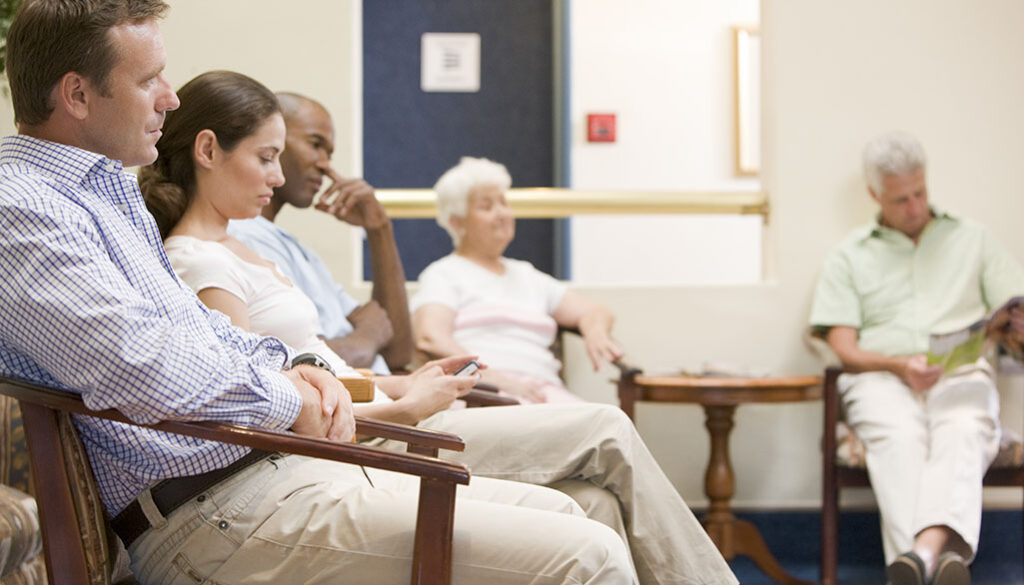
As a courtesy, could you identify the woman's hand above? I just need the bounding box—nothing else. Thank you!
[581,330,624,371]
[415,355,485,377]
[553,291,623,371]
[399,358,481,420]
[284,365,355,442]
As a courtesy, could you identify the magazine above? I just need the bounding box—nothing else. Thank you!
[926,296,1023,373]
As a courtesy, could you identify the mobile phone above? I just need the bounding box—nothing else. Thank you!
[454,360,480,376]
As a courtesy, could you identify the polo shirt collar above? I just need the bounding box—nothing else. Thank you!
[861,206,957,242]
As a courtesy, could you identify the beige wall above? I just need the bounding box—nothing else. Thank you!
[560,0,1024,508]
[161,0,362,176]
[289,0,1024,508]
[2,0,1019,509]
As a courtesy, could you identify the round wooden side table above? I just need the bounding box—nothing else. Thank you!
[617,371,822,585]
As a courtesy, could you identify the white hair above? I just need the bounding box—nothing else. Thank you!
[434,156,513,246]
[862,131,927,195]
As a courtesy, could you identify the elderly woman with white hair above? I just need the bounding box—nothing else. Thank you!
[411,156,623,403]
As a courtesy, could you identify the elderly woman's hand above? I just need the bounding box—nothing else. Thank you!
[557,292,625,371]
[583,332,625,372]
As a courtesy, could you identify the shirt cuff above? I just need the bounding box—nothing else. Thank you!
[257,369,304,431]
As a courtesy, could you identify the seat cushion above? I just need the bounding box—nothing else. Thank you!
[0,395,45,584]
[0,396,31,495]
[992,429,1024,468]
[0,484,44,584]
[837,424,1024,469]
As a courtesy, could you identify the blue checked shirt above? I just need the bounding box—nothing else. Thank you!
[0,135,303,515]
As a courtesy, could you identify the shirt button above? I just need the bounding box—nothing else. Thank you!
[197,495,206,503]
[104,161,116,172]
[116,203,130,214]
[218,520,229,530]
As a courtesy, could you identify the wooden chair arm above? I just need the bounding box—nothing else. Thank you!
[463,388,520,407]
[355,415,466,455]
[612,358,642,377]
[0,376,470,484]
[471,382,499,393]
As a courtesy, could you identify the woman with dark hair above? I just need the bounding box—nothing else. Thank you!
[140,70,478,406]
[141,70,283,241]
[140,70,316,344]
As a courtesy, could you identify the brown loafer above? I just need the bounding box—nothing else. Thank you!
[932,552,970,585]
[887,551,927,585]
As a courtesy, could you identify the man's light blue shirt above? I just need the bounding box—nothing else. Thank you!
[0,136,302,514]
[229,216,390,375]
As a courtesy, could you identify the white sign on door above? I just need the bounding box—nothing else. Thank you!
[421,33,481,92]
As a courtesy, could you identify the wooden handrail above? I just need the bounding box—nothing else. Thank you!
[376,188,768,218]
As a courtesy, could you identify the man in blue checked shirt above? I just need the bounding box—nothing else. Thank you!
[0,2,645,584]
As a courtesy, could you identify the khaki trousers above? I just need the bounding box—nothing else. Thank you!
[408,403,736,585]
[129,453,637,585]
[838,366,1001,563]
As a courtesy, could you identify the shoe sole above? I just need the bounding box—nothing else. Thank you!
[932,556,970,585]
[887,556,925,585]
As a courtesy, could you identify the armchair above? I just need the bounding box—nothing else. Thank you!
[820,365,1024,585]
[0,375,470,585]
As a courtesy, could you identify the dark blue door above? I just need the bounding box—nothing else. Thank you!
[362,0,558,279]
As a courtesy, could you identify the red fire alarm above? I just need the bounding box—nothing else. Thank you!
[587,113,616,143]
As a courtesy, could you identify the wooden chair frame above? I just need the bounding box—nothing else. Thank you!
[821,365,1024,585]
[0,375,470,585]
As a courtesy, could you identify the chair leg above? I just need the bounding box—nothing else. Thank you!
[617,375,637,421]
[20,402,91,585]
[821,475,839,585]
[411,477,457,585]
[822,367,841,585]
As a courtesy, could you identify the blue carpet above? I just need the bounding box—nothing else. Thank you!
[714,509,1022,585]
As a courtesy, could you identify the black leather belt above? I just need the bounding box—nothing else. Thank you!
[112,449,274,548]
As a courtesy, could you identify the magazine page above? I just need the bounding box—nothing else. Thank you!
[926,319,988,374]
[927,296,1024,373]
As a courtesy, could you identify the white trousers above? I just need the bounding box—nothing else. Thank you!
[409,403,737,585]
[838,366,1001,563]
[129,453,637,585]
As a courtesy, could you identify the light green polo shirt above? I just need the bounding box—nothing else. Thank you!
[809,210,1024,356]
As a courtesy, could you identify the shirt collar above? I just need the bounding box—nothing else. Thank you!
[250,214,300,243]
[860,206,957,242]
[0,134,125,186]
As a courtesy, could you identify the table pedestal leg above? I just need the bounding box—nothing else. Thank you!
[701,404,813,585]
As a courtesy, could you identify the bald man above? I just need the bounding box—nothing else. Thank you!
[229,93,411,374]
